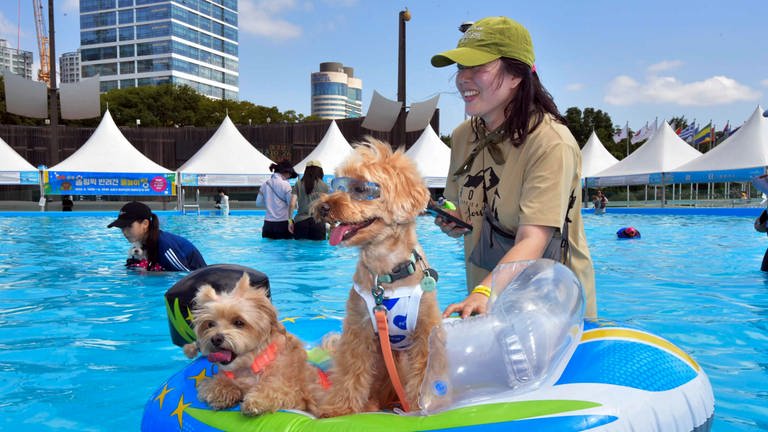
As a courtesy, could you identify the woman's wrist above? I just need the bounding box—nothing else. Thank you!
[471,284,491,298]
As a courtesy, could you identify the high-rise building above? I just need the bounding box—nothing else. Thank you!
[311,62,362,120]
[60,50,81,83]
[79,0,239,99]
[0,39,34,80]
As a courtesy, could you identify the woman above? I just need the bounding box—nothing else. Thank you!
[215,188,230,215]
[430,16,596,318]
[107,201,206,271]
[258,160,298,239]
[289,160,330,240]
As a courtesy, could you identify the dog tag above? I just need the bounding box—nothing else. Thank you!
[421,268,438,292]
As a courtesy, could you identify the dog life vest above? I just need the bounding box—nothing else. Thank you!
[354,282,423,350]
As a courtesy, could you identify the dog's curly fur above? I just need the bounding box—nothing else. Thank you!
[191,274,322,416]
[311,138,445,416]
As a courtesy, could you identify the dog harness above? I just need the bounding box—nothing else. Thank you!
[354,282,423,350]
[221,341,279,379]
[219,340,331,389]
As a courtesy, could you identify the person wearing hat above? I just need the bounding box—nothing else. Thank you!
[258,160,298,239]
[289,160,330,240]
[108,201,207,271]
[431,17,596,319]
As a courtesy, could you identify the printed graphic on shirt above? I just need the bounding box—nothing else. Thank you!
[460,166,500,219]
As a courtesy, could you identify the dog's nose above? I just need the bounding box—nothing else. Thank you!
[318,203,330,217]
[211,334,224,347]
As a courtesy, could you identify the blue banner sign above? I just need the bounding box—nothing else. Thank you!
[43,171,176,196]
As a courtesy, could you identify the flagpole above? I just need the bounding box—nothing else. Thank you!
[625,121,630,206]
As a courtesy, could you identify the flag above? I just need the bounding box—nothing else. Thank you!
[675,126,682,135]
[721,121,731,139]
[612,123,628,143]
[679,122,697,141]
[631,121,657,144]
[694,123,712,146]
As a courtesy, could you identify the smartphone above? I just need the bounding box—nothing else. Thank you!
[426,201,473,231]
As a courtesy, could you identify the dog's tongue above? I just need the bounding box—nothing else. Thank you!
[329,224,355,246]
[207,350,232,363]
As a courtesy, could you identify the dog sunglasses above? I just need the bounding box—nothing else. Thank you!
[330,177,381,201]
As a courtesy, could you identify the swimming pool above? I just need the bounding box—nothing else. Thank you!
[0,210,765,431]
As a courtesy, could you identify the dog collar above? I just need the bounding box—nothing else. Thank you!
[222,340,279,380]
[377,251,419,284]
[374,250,438,293]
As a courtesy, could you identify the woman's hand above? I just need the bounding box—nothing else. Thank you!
[442,292,490,319]
[433,209,470,238]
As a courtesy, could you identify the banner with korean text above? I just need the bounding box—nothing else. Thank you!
[43,171,176,196]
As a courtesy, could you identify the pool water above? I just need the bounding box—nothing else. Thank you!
[0,212,766,431]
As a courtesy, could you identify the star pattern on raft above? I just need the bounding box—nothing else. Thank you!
[154,384,174,409]
[170,394,191,428]
[189,368,208,386]
[281,316,298,323]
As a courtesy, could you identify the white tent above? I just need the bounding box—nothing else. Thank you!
[670,106,768,183]
[293,121,353,174]
[178,115,275,186]
[0,135,38,185]
[44,110,175,196]
[590,121,702,186]
[49,109,171,173]
[404,125,451,188]
[580,131,619,179]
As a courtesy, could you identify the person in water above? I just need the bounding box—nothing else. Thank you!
[108,201,207,271]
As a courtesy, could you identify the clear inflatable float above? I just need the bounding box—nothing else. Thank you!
[142,260,714,431]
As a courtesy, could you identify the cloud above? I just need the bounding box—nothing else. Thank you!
[62,0,79,13]
[605,63,761,106]
[646,60,683,74]
[322,0,358,6]
[0,12,17,42]
[565,83,584,92]
[761,79,768,87]
[239,0,302,39]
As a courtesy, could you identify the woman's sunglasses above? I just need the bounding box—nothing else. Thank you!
[330,177,381,201]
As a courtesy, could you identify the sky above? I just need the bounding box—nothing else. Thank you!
[1,0,766,138]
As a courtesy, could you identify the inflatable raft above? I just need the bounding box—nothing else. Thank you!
[142,261,714,432]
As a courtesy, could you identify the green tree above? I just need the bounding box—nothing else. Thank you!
[668,116,688,132]
[564,106,614,149]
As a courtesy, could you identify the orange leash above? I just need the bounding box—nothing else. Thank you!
[374,309,410,412]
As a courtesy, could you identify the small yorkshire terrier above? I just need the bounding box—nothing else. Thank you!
[191,274,323,416]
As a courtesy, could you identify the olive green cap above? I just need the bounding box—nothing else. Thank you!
[431,16,535,68]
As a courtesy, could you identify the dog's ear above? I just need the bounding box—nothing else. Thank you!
[232,273,252,297]
[194,283,218,305]
[387,146,431,223]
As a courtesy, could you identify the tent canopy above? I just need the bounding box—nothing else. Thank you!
[590,121,701,186]
[0,135,38,185]
[404,125,450,188]
[580,131,618,179]
[293,121,353,175]
[49,110,172,173]
[670,106,768,183]
[178,115,274,186]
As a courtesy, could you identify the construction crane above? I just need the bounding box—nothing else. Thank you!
[33,0,51,86]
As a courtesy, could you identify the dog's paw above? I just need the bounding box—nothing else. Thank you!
[240,393,276,416]
[197,377,242,410]
[183,343,198,359]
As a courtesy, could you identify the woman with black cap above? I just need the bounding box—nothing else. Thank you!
[257,160,298,239]
[108,201,207,271]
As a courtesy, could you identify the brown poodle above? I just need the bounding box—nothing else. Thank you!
[192,274,323,416]
[311,138,445,416]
